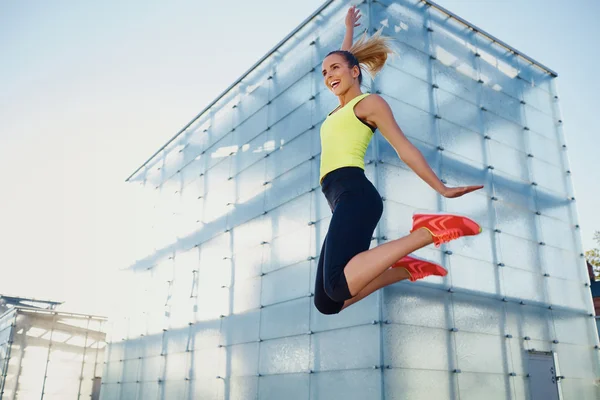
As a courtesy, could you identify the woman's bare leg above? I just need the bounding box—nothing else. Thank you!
[341,265,410,310]
[343,228,433,297]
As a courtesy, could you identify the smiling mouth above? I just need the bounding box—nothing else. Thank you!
[330,80,340,89]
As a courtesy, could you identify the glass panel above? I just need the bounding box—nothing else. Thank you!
[530,158,567,195]
[189,377,222,400]
[164,352,189,381]
[220,310,260,346]
[258,373,309,400]
[269,44,313,100]
[483,112,526,150]
[378,66,433,113]
[258,335,310,375]
[488,140,529,181]
[264,161,312,212]
[268,74,312,126]
[440,153,491,196]
[446,228,494,263]
[438,120,485,165]
[551,311,599,346]
[310,284,379,332]
[534,187,571,222]
[377,163,438,211]
[382,284,453,329]
[498,233,541,273]
[268,102,312,150]
[265,225,311,274]
[381,94,436,146]
[310,369,381,399]
[481,86,524,125]
[452,293,508,336]
[524,105,556,141]
[310,324,379,372]
[492,170,536,211]
[476,48,523,101]
[229,276,261,314]
[383,369,456,400]
[449,255,498,295]
[541,245,585,282]
[494,201,537,242]
[372,1,429,53]
[233,106,268,148]
[546,277,589,311]
[260,297,310,340]
[501,266,546,304]
[232,130,269,176]
[228,342,259,377]
[436,89,482,132]
[560,378,600,400]
[266,132,312,181]
[554,343,597,379]
[387,41,431,82]
[383,324,454,370]
[235,83,269,128]
[261,263,311,306]
[522,85,553,116]
[538,215,575,252]
[457,372,512,400]
[455,331,508,373]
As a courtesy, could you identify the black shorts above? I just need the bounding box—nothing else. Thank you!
[314,166,384,314]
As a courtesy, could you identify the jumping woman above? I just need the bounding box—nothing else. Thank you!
[314,6,484,315]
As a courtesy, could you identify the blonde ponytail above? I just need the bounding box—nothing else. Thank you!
[349,29,395,80]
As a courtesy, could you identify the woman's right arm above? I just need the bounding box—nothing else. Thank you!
[341,6,361,51]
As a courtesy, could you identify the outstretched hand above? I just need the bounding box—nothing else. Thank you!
[345,5,362,28]
[441,185,484,198]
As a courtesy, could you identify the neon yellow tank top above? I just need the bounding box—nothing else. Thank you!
[319,93,374,183]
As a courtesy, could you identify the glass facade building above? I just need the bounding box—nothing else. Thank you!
[0,308,106,399]
[104,0,600,398]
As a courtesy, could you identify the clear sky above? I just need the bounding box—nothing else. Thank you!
[1,0,598,316]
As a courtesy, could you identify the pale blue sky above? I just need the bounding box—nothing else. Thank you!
[1,0,598,315]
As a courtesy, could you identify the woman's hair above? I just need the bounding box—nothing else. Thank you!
[327,29,395,85]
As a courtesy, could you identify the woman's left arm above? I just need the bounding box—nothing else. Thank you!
[365,95,483,198]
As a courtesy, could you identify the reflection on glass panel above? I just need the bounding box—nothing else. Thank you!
[378,66,433,113]
[384,369,456,400]
[452,293,508,336]
[438,120,485,164]
[530,158,567,195]
[498,233,541,273]
[258,373,309,400]
[311,324,379,372]
[456,331,507,374]
[266,132,312,181]
[492,170,535,211]
[525,105,556,141]
[264,161,312,212]
[457,372,512,400]
[436,89,481,132]
[384,324,452,370]
[546,277,589,311]
[482,86,524,125]
[449,255,498,295]
[372,1,429,53]
[233,106,268,148]
[382,94,436,146]
[310,369,381,399]
[228,342,259,377]
[528,131,562,166]
[483,111,525,150]
[260,297,310,339]
[220,310,260,346]
[538,215,575,252]
[268,74,312,126]
[541,245,585,282]
[476,48,522,101]
[258,335,309,375]
[523,84,553,116]
[488,139,529,181]
[378,163,438,211]
[268,102,312,149]
[387,41,431,82]
[270,43,313,100]
[383,284,452,329]
[494,200,537,242]
[261,263,311,307]
[552,311,598,346]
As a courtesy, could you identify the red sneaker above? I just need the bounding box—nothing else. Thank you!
[392,255,447,282]
[411,212,482,247]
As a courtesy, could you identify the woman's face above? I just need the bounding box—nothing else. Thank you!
[321,53,359,95]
